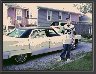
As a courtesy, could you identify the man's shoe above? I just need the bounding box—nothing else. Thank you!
[57,58,62,61]
[66,59,71,62]
[57,58,65,61]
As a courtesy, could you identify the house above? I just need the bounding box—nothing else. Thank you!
[3,3,29,30]
[36,6,82,27]
[3,3,82,30]
[79,12,92,24]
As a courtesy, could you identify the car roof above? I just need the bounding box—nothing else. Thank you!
[17,27,53,30]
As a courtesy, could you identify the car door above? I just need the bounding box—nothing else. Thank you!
[29,29,50,55]
[45,29,63,52]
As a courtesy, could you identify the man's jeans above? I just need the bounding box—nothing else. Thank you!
[60,44,71,59]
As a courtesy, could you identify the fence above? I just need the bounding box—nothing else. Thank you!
[74,23,92,36]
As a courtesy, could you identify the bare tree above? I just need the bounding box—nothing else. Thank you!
[73,3,92,14]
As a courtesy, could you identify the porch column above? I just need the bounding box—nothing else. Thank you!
[3,4,8,32]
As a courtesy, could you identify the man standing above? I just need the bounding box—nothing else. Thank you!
[60,18,75,62]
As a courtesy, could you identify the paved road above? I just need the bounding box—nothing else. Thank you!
[3,42,92,71]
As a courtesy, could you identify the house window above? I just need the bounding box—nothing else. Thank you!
[68,13,71,19]
[47,10,52,21]
[16,9,22,20]
[16,9,22,16]
[26,10,29,18]
[30,14,32,18]
[59,12,62,20]
[17,16,21,20]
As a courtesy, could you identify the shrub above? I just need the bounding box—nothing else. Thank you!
[82,34,92,39]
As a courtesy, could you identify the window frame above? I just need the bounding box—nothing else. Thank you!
[30,29,47,38]
[26,10,29,18]
[59,12,62,20]
[45,29,60,37]
[68,13,71,20]
[7,28,27,37]
[47,10,52,21]
[16,9,22,20]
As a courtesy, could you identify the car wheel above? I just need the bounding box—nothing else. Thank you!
[12,54,27,64]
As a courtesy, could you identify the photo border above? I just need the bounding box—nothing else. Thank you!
[0,0,95,74]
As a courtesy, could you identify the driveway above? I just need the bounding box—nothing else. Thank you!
[3,42,92,71]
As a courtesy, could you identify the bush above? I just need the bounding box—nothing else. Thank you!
[82,34,92,39]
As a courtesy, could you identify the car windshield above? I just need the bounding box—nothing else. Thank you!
[7,28,26,37]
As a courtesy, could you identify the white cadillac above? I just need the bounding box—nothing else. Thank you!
[3,27,81,64]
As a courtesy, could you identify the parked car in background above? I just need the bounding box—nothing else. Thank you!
[3,27,81,64]
[50,21,77,34]
[50,22,66,34]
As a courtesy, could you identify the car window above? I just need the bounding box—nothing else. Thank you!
[60,23,66,26]
[8,29,26,37]
[38,29,47,38]
[31,29,47,38]
[45,29,60,37]
[20,29,32,38]
[31,30,39,38]
[49,30,56,34]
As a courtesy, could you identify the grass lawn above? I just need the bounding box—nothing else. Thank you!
[51,52,93,71]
